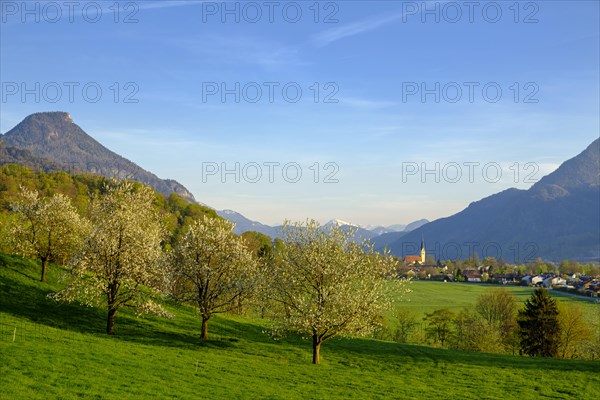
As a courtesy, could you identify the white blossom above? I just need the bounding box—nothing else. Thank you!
[10,187,89,282]
[170,216,258,340]
[268,219,409,364]
[53,181,168,334]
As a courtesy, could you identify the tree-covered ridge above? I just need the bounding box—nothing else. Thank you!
[0,137,69,172]
[0,164,218,252]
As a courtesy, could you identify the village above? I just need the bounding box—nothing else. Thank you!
[398,240,600,298]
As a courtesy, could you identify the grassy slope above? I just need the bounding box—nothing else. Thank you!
[1,255,599,400]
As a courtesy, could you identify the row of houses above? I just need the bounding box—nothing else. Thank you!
[521,273,600,289]
[521,275,566,287]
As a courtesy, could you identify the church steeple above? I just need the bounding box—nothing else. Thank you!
[420,237,425,263]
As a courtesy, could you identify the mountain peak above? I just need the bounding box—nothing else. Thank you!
[532,138,600,193]
[27,111,72,121]
[4,111,85,147]
[325,219,358,227]
[20,111,74,129]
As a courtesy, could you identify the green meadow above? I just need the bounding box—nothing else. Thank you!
[398,280,598,318]
[1,254,598,399]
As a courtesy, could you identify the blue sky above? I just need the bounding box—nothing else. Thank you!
[1,0,599,226]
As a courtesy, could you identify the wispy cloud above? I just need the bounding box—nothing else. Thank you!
[312,12,404,47]
[136,1,202,11]
[311,0,449,47]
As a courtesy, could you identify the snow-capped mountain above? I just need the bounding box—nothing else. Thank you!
[217,210,431,247]
[324,219,360,228]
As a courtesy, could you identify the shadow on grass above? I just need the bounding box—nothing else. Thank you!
[126,311,292,350]
[0,273,212,348]
[0,270,106,334]
[329,336,600,373]
[0,258,263,350]
[110,316,242,350]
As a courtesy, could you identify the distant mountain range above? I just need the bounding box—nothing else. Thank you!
[217,210,428,241]
[368,226,402,235]
[390,139,600,263]
[217,210,282,237]
[0,112,196,203]
[370,219,430,250]
[322,219,382,242]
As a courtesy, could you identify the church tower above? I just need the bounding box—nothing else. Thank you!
[420,238,425,263]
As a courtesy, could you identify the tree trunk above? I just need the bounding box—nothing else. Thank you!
[40,258,48,283]
[201,316,209,340]
[107,307,117,335]
[312,334,322,364]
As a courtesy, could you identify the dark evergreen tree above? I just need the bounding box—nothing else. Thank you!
[518,288,560,357]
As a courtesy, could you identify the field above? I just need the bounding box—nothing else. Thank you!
[398,280,598,318]
[1,254,599,399]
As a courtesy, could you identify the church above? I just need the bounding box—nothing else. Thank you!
[403,238,425,265]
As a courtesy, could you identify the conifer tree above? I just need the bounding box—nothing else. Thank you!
[518,288,560,357]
